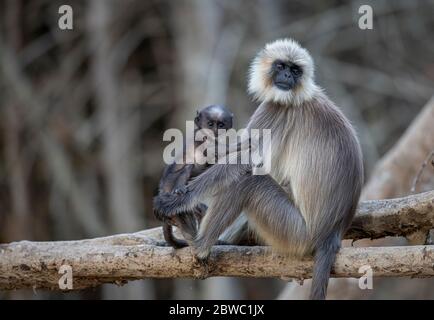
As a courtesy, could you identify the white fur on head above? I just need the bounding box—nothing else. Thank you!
[248,38,320,106]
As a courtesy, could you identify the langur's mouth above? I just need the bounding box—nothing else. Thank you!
[274,82,292,91]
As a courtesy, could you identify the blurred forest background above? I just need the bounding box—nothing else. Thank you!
[1,0,434,299]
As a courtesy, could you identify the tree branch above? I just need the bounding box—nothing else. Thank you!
[346,190,434,240]
[0,190,433,291]
[0,235,433,291]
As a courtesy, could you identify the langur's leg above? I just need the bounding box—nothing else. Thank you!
[193,191,245,259]
[193,203,230,246]
[219,214,254,245]
[163,223,188,249]
[194,174,309,259]
[235,175,343,300]
[163,202,209,249]
[243,175,308,248]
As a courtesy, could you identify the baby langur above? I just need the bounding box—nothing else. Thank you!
[155,39,364,299]
[154,105,234,249]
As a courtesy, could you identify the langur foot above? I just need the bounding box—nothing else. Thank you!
[169,239,189,249]
[162,240,188,249]
[193,254,210,279]
[193,239,212,261]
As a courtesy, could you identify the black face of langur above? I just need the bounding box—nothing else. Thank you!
[155,105,234,249]
[154,39,363,300]
[194,105,233,136]
[271,60,303,91]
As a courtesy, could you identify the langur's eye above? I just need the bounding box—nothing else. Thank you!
[291,66,302,76]
[207,120,214,127]
[218,122,225,128]
[276,63,284,70]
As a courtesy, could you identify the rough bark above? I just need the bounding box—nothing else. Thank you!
[0,234,433,291]
[361,96,434,200]
[1,190,434,291]
[346,190,434,240]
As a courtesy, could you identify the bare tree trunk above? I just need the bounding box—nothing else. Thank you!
[86,0,151,300]
[362,96,434,200]
[0,231,433,291]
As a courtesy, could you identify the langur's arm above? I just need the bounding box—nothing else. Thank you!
[154,152,252,216]
[172,164,194,193]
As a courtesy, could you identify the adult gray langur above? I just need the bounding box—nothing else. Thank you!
[154,39,364,300]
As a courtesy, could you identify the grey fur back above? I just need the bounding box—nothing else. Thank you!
[239,90,363,254]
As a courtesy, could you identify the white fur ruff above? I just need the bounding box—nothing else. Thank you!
[248,38,320,106]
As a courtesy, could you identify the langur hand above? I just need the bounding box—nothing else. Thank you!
[173,186,188,195]
[193,203,208,221]
[153,189,197,218]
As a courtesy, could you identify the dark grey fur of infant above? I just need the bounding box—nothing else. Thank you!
[154,104,234,249]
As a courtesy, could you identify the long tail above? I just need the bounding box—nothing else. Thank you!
[309,233,340,300]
